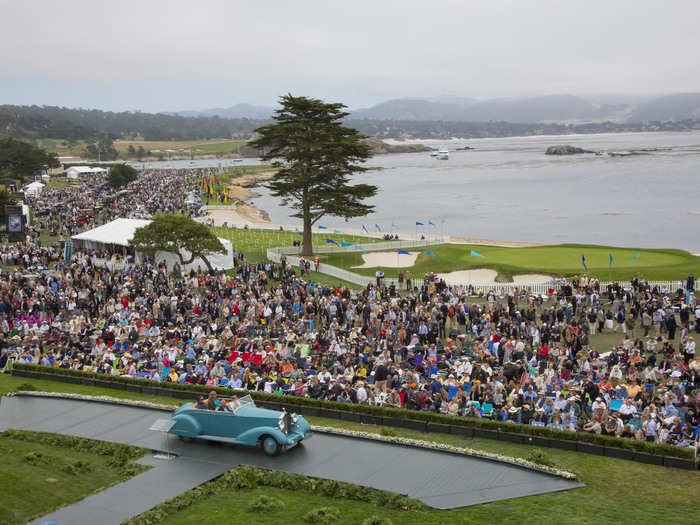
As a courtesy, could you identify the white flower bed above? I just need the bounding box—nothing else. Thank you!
[8,391,577,480]
[8,391,177,411]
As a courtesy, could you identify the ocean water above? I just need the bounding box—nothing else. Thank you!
[249,131,700,251]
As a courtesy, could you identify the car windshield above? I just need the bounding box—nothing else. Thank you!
[233,395,255,413]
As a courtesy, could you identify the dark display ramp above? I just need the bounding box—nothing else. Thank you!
[0,395,583,523]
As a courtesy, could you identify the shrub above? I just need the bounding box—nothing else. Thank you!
[304,506,340,524]
[16,382,37,391]
[61,459,93,475]
[248,495,285,512]
[525,448,556,468]
[379,427,397,437]
[24,451,52,465]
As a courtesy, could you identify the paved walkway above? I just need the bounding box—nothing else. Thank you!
[1,395,583,523]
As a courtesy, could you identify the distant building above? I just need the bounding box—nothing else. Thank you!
[65,166,108,179]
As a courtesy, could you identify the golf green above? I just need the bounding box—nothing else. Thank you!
[325,243,700,282]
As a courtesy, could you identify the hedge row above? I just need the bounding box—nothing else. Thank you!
[123,465,426,525]
[10,362,696,461]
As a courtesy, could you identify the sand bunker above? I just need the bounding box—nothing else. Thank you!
[352,251,419,268]
[436,270,552,285]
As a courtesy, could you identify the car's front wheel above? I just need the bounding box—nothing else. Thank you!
[261,435,281,456]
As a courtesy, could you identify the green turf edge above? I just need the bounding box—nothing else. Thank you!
[0,429,151,525]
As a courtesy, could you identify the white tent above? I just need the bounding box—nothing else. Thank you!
[71,218,234,272]
[66,166,108,179]
[25,181,45,196]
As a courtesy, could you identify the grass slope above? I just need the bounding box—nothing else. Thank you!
[1,376,698,525]
[0,429,149,525]
[326,243,700,281]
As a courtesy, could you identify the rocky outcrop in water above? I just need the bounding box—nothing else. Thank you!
[545,145,593,155]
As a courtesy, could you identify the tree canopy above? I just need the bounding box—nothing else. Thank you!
[0,137,59,185]
[129,214,226,272]
[0,187,16,224]
[107,164,138,189]
[250,95,376,255]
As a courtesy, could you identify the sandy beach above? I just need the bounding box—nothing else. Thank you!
[205,169,277,225]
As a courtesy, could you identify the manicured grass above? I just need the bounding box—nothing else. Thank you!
[159,486,415,525]
[210,226,386,263]
[2,375,698,525]
[325,243,700,282]
[187,140,248,155]
[0,430,150,525]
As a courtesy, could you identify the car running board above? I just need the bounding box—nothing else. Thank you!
[198,434,238,444]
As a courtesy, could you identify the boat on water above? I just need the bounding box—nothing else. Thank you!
[437,148,449,160]
[430,151,439,157]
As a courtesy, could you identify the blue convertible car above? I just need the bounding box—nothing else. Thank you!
[167,395,311,456]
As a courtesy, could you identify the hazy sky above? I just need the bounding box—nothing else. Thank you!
[2,0,698,112]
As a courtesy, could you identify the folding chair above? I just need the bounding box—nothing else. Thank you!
[609,399,623,412]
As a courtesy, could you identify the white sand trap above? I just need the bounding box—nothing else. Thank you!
[436,269,552,285]
[352,251,419,268]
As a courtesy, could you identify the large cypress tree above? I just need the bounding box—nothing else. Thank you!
[251,95,376,256]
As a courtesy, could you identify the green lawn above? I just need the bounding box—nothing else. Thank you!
[210,226,387,263]
[188,140,248,155]
[325,243,700,282]
[2,375,699,525]
[0,429,149,525]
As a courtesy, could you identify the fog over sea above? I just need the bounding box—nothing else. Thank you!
[247,131,700,252]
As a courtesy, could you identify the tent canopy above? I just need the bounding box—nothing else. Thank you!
[71,218,233,271]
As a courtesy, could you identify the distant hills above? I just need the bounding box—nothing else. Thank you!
[172,103,274,120]
[175,93,700,124]
[626,93,700,123]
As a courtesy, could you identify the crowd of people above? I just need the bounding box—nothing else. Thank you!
[1,168,699,453]
[24,168,208,243]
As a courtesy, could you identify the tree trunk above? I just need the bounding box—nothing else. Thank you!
[200,255,214,273]
[301,215,313,256]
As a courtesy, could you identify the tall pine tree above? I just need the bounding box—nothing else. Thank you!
[251,95,376,256]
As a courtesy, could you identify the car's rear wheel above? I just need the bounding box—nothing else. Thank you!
[262,435,280,456]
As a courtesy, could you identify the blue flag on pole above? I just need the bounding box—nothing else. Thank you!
[398,249,410,255]
[609,253,613,267]
[470,250,486,258]
[341,241,353,247]
[333,229,341,234]
[441,219,447,224]
[426,250,438,260]
[354,244,365,251]
[326,239,338,245]
[630,253,640,265]
[375,224,381,231]
[391,223,399,229]
[362,225,368,233]
[429,220,436,228]
[582,254,588,271]
[317,225,328,230]
[416,221,424,226]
